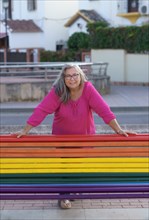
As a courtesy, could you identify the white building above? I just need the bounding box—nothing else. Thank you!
[65,0,149,36]
[0,0,148,62]
[0,0,79,62]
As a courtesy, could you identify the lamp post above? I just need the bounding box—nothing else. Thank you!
[3,0,9,63]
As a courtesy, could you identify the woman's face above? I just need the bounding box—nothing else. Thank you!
[64,67,81,90]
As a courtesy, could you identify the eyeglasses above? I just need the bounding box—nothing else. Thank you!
[64,73,80,80]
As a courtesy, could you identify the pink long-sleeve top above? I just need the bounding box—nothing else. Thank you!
[27,81,115,135]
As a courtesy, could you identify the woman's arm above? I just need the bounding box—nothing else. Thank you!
[16,87,60,138]
[87,83,136,136]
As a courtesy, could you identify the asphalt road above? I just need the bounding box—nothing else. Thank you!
[0,111,148,126]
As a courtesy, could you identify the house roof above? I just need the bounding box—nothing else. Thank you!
[65,9,107,27]
[5,20,43,33]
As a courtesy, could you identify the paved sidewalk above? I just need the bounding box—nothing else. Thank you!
[0,199,149,220]
[0,84,149,112]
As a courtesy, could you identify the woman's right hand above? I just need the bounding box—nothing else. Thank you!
[16,124,33,138]
[17,130,28,138]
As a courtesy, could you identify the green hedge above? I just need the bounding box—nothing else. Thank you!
[88,24,149,53]
[40,50,82,62]
[40,24,149,61]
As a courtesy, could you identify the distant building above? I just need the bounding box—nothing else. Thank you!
[65,0,149,37]
[0,0,148,62]
[65,9,109,37]
[0,0,79,62]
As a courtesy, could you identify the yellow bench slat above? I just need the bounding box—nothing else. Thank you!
[1,158,148,164]
[1,168,149,174]
[1,163,148,169]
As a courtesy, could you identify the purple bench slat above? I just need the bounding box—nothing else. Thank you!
[1,183,149,187]
[1,186,149,193]
[1,193,149,200]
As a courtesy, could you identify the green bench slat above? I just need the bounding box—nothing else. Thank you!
[1,172,147,178]
[1,173,148,184]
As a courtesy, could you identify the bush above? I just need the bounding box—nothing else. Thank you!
[40,50,82,62]
[88,23,149,53]
[67,32,91,51]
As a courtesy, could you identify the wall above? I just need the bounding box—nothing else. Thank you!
[0,81,53,102]
[43,1,79,50]
[126,54,149,82]
[68,17,88,37]
[91,49,149,84]
[9,33,44,49]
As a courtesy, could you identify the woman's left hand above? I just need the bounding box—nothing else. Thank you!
[116,129,137,137]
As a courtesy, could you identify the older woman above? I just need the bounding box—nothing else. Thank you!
[17,64,135,208]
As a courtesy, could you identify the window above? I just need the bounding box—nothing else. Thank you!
[128,0,138,12]
[27,0,37,11]
[117,0,140,14]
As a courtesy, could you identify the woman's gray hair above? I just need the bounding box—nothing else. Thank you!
[53,64,88,103]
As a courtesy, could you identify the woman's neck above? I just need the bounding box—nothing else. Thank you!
[70,84,84,101]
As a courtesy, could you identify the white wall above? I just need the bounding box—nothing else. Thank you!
[12,0,44,20]
[91,49,149,83]
[43,0,79,50]
[91,49,126,82]
[126,54,149,82]
[9,33,44,49]
[68,17,88,37]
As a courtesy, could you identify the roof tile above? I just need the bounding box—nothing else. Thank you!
[6,20,43,33]
[65,10,108,27]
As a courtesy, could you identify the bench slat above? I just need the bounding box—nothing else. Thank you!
[1,168,148,173]
[1,134,148,142]
[1,179,148,184]
[1,158,148,163]
[1,175,148,184]
[1,141,148,147]
[1,162,148,169]
[1,144,148,157]
[1,152,148,157]
[2,146,148,151]
[1,186,148,193]
[1,193,149,200]
[1,172,147,178]
[1,182,148,186]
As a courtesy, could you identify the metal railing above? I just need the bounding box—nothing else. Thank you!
[0,61,110,86]
[0,62,93,81]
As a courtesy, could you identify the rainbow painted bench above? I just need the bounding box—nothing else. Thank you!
[0,134,149,200]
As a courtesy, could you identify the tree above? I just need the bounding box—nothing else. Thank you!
[67,32,90,51]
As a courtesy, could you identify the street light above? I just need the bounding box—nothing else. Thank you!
[3,0,9,63]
